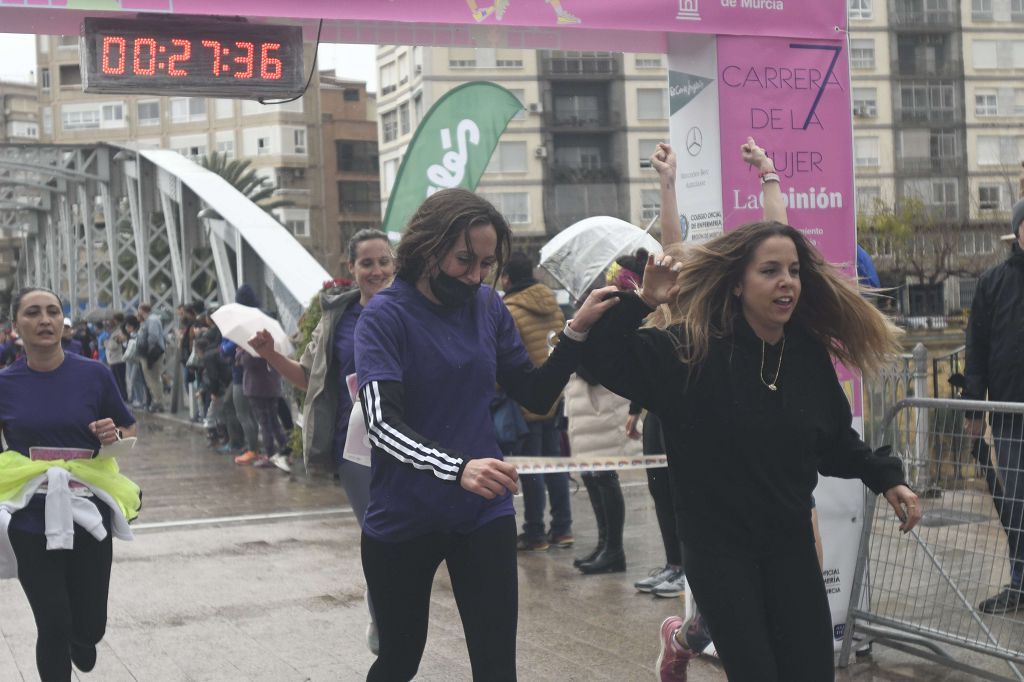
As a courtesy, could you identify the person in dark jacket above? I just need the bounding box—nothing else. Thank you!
[196,328,231,447]
[500,251,572,552]
[568,219,921,680]
[963,197,1024,615]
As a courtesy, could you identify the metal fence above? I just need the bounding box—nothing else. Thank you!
[840,398,1024,681]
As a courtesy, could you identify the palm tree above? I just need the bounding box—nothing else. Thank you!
[198,151,294,218]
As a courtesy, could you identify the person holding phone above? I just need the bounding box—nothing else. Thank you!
[0,287,138,682]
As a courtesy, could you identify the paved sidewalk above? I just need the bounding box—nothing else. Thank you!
[0,414,1017,680]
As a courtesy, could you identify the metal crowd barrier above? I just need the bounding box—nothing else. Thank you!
[840,397,1024,681]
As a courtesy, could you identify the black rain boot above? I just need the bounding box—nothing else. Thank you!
[574,474,607,568]
[578,473,626,574]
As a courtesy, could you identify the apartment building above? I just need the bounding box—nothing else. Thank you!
[319,76,381,274]
[374,46,669,256]
[33,34,378,276]
[849,0,1024,314]
[0,80,39,143]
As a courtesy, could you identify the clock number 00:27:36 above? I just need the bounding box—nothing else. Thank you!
[100,36,284,80]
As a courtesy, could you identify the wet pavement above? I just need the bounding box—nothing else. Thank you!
[0,413,1019,681]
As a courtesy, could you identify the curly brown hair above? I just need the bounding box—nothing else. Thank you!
[395,188,512,284]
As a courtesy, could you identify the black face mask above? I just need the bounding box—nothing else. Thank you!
[429,271,480,308]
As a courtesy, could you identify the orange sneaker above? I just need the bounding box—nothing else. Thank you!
[234,450,257,464]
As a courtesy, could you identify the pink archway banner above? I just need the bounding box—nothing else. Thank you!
[0,0,845,41]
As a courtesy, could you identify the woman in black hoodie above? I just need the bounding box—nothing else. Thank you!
[568,223,922,681]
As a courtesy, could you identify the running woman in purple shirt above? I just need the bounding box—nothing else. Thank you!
[0,287,137,682]
[354,189,616,681]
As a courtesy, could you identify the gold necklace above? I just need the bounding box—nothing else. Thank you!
[759,336,786,391]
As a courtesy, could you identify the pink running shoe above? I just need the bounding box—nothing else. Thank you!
[656,616,695,682]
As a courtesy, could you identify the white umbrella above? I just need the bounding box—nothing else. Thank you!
[211,303,295,357]
[539,216,662,304]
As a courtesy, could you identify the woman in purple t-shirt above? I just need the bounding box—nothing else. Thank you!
[0,287,137,681]
[353,189,618,681]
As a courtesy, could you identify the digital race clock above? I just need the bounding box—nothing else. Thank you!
[80,17,305,100]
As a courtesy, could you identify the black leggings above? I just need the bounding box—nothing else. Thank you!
[684,529,833,682]
[9,527,112,682]
[361,515,518,682]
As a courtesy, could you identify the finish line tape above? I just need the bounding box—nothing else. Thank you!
[505,455,667,474]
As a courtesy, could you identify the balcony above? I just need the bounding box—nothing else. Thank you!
[894,107,960,124]
[548,164,620,184]
[891,59,962,78]
[545,110,621,131]
[339,200,380,215]
[895,156,965,174]
[890,10,958,27]
[542,56,619,78]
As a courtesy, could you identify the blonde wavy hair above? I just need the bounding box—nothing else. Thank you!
[647,222,902,376]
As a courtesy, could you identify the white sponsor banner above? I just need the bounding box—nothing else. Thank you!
[667,34,723,243]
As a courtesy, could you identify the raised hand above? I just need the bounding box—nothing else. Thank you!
[247,329,276,359]
[651,142,677,182]
[639,254,684,307]
[741,136,776,174]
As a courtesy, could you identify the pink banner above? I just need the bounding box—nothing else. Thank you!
[0,1,846,41]
[716,34,861,414]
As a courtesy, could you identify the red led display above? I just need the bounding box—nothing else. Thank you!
[82,17,304,99]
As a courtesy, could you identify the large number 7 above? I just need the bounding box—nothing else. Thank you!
[261,42,283,80]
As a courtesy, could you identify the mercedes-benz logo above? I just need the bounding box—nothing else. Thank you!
[686,127,703,156]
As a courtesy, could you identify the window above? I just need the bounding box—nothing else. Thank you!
[482,192,530,224]
[972,0,992,20]
[102,103,124,123]
[257,137,271,155]
[977,135,1024,165]
[344,88,360,102]
[1016,89,1024,115]
[381,110,398,143]
[508,89,526,121]
[398,53,409,84]
[973,41,998,69]
[293,128,306,154]
[900,83,956,121]
[40,68,49,91]
[170,97,206,123]
[137,101,160,126]
[337,141,379,173]
[975,90,998,116]
[857,186,881,214]
[413,94,423,125]
[216,139,234,159]
[639,139,660,169]
[850,39,875,69]
[555,145,604,169]
[641,189,660,223]
[637,88,667,119]
[175,145,206,161]
[849,0,873,19]
[57,35,77,48]
[1014,0,1024,19]
[383,158,399,194]
[338,181,381,213]
[399,102,410,136]
[978,185,1002,210]
[59,64,81,87]
[413,46,423,74]
[215,99,234,119]
[448,47,476,68]
[487,141,528,172]
[855,137,880,167]
[42,107,52,135]
[852,88,877,117]
[380,62,397,94]
[61,108,100,130]
[554,94,602,126]
[279,208,311,238]
[635,54,664,69]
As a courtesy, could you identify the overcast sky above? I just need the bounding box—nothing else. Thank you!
[0,33,378,91]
